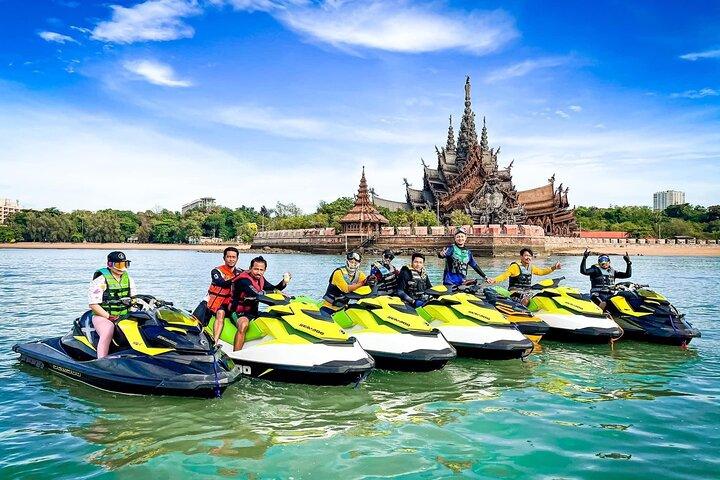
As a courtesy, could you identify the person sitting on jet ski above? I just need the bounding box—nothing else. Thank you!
[229,256,291,351]
[491,248,561,306]
[369,249,400,295]
[580,250,632,309]
[396,252,433,307]
[437,227,489,286]
[321,251,370,315]
[88,251,137,359]
[208,247,243,346]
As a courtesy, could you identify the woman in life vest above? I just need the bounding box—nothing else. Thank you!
[396,252,433,307]
[580,249,632,309]
[228,256,291,351]
[87,251,137,358]
[437,227,489,286]
[207,247,242,346]
[491,247,561,306]
[369,249,400,295]
[321,251,369,315]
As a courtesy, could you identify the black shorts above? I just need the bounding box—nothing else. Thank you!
[231,313,257,325]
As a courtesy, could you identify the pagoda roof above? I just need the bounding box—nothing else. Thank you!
[373,195,409,212]
[340,168,389,225]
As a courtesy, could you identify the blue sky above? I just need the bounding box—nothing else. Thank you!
[0,0,718,212]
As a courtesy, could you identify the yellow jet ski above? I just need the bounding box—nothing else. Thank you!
[482,285,549,344]
[328,286,456,372]
[208,293,374,386]
[527,277,622,343]
[416,284,534,359]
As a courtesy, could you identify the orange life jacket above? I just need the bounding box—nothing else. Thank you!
[206,264,238,313]
[232,271,265,316]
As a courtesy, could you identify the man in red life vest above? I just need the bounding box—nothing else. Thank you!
[229,256,291,351]
[207,247,242,346]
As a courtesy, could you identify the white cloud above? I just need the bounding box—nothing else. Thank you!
[670,88,719,99]
[92,0,201,43]
[227,0,517,54]
[555,110,569,119]
[38,31,78,44]
[123,60,192,87]
[485,56,568,83]
[568,105,582,112]
[679,48,720,61]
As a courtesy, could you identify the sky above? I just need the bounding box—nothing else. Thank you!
[0,0,718,213]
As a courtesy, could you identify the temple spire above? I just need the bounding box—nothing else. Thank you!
[445,115,455,153]
[357,166,370,206]
[480,116,488,151]
[456,76,478,164]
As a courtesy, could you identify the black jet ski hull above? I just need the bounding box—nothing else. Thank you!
[13,338,241,398]
[613,317,701,345]
[230,357,375,386]
[543,326,623,343]
[513,321,550,337]
[451,339,534,360]
[365,347,456,372]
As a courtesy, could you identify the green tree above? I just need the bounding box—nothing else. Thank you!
[449,210,472,226]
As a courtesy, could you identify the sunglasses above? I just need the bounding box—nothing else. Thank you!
[110,260,130,269]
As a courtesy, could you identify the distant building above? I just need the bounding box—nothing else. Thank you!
[188,236,223,245]
[653,190,685,211]
[340,168,389,237]
[578,231,629,239]
[0,198,20,224]
[182,197,216,215]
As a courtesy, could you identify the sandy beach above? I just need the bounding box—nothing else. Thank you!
[1,241,718,256]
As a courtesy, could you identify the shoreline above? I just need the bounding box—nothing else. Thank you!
[1,241,718,257]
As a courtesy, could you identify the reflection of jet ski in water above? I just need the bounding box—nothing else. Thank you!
[604,282,701,346]
[206,293,374,386]
[482,285,549,344]
[417,283,534,359]
[527,277,623,343]
[13,295,241,398]
[329,287,456,372]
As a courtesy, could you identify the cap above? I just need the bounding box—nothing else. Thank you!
[455,227,468,235]
[598,254,610,263]
[346,251,361,262]
[382,249,395,260]
[107,251,128,262]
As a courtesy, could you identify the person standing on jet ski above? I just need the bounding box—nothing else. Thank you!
[437,227,489,286]
[208,247,243,346]
[397,252,433,307]
[581,250,632,309]
[88,251,137,359]
[321,251,370,315]
[369,249,400,295]
[491,248,561,306]
[229,256,291,351]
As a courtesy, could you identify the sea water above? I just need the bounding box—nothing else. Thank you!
[1,249,718,479]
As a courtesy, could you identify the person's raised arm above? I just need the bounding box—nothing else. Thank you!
[580,249,590,275]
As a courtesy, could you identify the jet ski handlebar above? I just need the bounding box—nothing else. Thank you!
[610,282,649,291]
[106,295,173,311]
[531,276,565,290]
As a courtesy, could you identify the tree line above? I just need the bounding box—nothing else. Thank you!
[1,201,717,244]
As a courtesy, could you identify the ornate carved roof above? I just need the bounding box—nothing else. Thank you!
[340,168,389,225]
[372,195,409,212]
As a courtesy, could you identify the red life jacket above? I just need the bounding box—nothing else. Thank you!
[206,264,238,313]
[232,271,265,316]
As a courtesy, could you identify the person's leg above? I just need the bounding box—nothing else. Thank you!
[233,316,250,351]
[213,308,226,344]
[92,315,115,359]
[319,306,336,316]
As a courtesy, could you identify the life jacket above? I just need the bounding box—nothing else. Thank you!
[508,262,533,290]
[403,266,429,300]
[446,244,471,278]
[94,268,131,316]
[371,261,399,295]
[232,270,265,316]
[590,265,616,294]
[206,264,238,313]
[323,267,360,308]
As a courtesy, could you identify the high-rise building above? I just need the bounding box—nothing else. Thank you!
[182,197,216,215]
[0,198,20,224]
[653,190,685,211]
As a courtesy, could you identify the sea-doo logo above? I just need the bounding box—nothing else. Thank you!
[386,315,410,327]
[51,365,82,377]
[299,323,324,335]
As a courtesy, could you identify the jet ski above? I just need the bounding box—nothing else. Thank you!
[416,284,534,360]
[482,285,549,344]
[13,295,241,398]
[328,286,456,372]
[206,293,374,386]
[526,277,623,343]
[604,282,701,346]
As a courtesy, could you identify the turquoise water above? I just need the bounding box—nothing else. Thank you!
[1,249,718,479]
